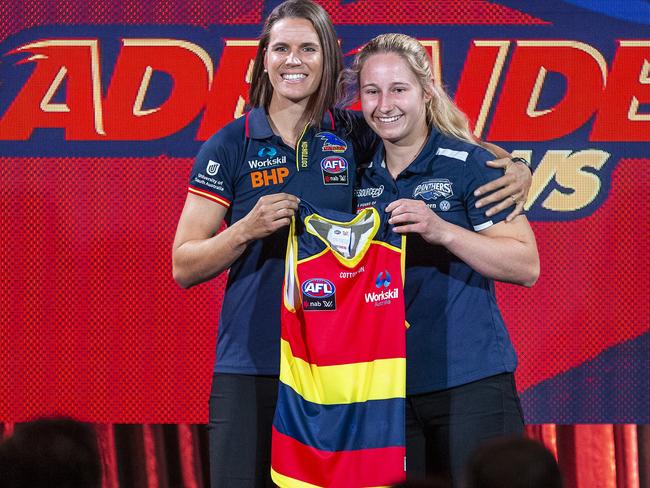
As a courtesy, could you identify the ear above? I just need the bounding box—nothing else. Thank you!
[263,51,268,72]
[423,81,435,102]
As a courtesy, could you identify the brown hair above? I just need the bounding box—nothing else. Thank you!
[338,33,476,144]
[248,0,342,130]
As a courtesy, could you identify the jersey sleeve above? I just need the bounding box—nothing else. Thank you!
[187,127,241,209]
[464,146,514,232]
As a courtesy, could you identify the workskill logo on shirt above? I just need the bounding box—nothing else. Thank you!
[248,146,289,188]
[321,156,349,186]
[302,278,336,311]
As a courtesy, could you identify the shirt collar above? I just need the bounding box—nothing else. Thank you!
[245,107,336,140]
[369,128,444,176]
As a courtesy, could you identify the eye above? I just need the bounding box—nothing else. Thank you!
[272,46,288,53]
[303,46,318,52]
[363,88,378,96]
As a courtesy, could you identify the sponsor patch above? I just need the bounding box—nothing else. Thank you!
[339,266,364,279]
[206,159,220,175]
[302,278,336,311]
[300,141,309,168]
[250,167,289,188]
[354,185,384,199]
[364,270,398,306]
[316,132,347,153]
[413,179,453,200]
[321,156,349,186]
[364,287,399,307]
[375,270,391,288]
[258,146,277,158]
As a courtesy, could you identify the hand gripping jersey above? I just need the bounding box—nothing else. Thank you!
[271,202,406,488]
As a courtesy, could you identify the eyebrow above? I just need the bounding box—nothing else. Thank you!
[360,82,411,88]
[269,41,320,48]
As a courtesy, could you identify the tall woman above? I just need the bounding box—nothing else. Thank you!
[173,1,531,485]
[346,33,540,485]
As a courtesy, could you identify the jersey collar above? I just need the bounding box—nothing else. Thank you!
[245,107,336,140]
[368,129,446,177]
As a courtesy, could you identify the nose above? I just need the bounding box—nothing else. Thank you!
[285,49,302,66]
[377,93,393,113]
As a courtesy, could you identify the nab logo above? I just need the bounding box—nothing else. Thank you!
[320,157,347,175]
[302,278,335,298]
[376,271,391,289]
[258,147,277,158]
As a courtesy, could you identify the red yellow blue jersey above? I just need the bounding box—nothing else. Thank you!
[271,201,406,488]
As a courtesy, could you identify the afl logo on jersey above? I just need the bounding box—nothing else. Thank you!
[302,278,337,311]
[320,157,349,186]
[302,278,335,298]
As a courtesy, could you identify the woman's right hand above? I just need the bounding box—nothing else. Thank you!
[172,192,299,288]
[236,193,300,243]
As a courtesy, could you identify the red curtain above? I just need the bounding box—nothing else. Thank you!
[3,422,646,487]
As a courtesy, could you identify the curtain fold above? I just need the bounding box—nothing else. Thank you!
[2,423,647,487]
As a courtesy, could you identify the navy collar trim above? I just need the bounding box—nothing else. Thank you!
[244,107,336,140]
[370,129,449,176]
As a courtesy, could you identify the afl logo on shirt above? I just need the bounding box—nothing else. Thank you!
[321,156,349,186]
[302,278,336,311]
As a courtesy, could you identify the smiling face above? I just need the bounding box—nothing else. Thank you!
[359,52,430,147]
[265,17,324,110]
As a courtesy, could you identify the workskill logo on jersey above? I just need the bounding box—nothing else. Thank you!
[365,270,398,307]
[302,278,336,311]
[316,132,347,153]
[321,156,349,186]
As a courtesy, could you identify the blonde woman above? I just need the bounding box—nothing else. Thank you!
[346,33,540,485]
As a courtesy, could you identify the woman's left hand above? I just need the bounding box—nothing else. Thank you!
[474,158,532,221]
[386,199,450,246]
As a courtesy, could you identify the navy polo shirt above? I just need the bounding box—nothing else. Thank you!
[354,129,518,394]
[188,108,370,374]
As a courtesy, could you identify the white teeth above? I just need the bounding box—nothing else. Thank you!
[282,73,307,80]
[378,115,401,123]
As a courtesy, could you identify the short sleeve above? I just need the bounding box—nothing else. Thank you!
[187,126,241,209]
[464,146,513,232]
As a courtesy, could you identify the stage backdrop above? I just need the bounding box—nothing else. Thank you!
[0,0,648,424]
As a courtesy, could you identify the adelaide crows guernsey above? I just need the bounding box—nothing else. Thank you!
[271,202,406,488]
